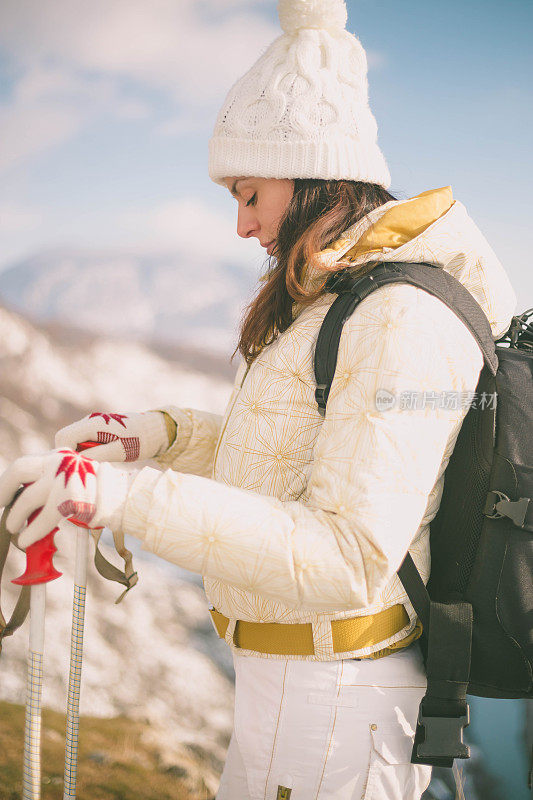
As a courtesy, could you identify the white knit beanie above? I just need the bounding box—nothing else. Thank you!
[208,0,391,189]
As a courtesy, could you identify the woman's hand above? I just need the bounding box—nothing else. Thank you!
[0,449,136,548]
[55,411,170,463]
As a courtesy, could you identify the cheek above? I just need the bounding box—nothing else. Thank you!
[279,186,294,221]
[267,195,292,228]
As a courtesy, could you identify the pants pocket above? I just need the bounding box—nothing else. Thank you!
[363,721,432,800]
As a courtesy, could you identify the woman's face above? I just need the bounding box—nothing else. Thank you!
[224,176,294,255]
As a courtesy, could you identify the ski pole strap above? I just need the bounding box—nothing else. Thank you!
[90,527,138,604]
[398,553,472,768]
[0,503,137,655]
[0,503,31,654]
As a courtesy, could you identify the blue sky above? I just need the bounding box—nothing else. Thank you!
[0,0,531,305]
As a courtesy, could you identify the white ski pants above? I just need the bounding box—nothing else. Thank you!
[216,644,432,800]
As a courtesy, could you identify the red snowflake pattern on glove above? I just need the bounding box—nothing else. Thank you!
[56,450,96,487]
[89,412,128,428]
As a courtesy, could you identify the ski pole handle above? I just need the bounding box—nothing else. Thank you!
[12,500,62,586]
[67,441,103,530]
[12,441,100,586]
[77,441,100,453]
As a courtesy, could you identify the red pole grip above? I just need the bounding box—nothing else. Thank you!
[12,507,62,586]
[12,442,99,585]
[77,441,100,453]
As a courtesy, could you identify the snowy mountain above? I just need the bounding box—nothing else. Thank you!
[0,302,237,794]
[0,248,258,356]
[0,300,237,471]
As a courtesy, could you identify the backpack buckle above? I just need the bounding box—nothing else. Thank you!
[325,270,350,294]
[325,267,379,295]
[484,490,530,528]
[315,385,329,416]
[416,708,471,761]
[348,273,376,299]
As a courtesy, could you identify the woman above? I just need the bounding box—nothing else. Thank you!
[0,1,517,798]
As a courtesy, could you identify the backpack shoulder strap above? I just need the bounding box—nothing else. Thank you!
[313,259,493,768]
[314,260,498,416]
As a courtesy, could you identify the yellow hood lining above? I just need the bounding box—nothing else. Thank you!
[342,185,455,261]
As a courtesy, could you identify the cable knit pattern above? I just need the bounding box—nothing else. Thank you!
[208,0,390,187]
[122,189,517,661]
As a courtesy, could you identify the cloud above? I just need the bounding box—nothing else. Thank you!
[0,0,277,105]
[155,110,215,138]
[114,99,152,120]
[0,0,385,173]
[0,100,81,175]
[0,66,120,174]
[0,202,49,269]
[118,197,262,268]
[0,0,277,172]
[0,203,44,234]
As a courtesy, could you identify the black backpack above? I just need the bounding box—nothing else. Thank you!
[313,260,533,773]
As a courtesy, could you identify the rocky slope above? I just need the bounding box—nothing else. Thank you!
[0,302,236,795]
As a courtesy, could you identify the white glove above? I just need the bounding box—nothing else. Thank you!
[55,410,169,463]
[0,449,137,548]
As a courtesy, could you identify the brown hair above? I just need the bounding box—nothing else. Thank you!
[236,179,397,364]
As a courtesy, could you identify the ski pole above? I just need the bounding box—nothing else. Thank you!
[12,496,62,800]
[62,440,99,800]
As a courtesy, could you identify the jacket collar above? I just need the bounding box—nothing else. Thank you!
[296,185,516,338]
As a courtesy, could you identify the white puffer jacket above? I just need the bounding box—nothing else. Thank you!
[122,186,517,660]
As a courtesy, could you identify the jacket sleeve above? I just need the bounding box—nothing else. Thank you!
[151,406,223,478]
[151,361,247,478]
[121,285,487,612]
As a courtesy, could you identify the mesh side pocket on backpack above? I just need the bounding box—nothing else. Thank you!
[428,368,496,601]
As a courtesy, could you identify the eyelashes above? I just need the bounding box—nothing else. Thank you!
[246,193,257,207]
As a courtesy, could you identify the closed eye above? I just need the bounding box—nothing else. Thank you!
[246,193,257,207]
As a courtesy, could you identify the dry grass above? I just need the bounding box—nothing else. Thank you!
[0,701,215,800]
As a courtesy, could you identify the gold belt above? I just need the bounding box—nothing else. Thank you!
[209,603,421,658]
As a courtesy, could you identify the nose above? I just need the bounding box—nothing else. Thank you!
[236,204,259,240]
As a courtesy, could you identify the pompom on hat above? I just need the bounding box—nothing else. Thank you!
[278,0,348,34]
[208,0,391,189]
